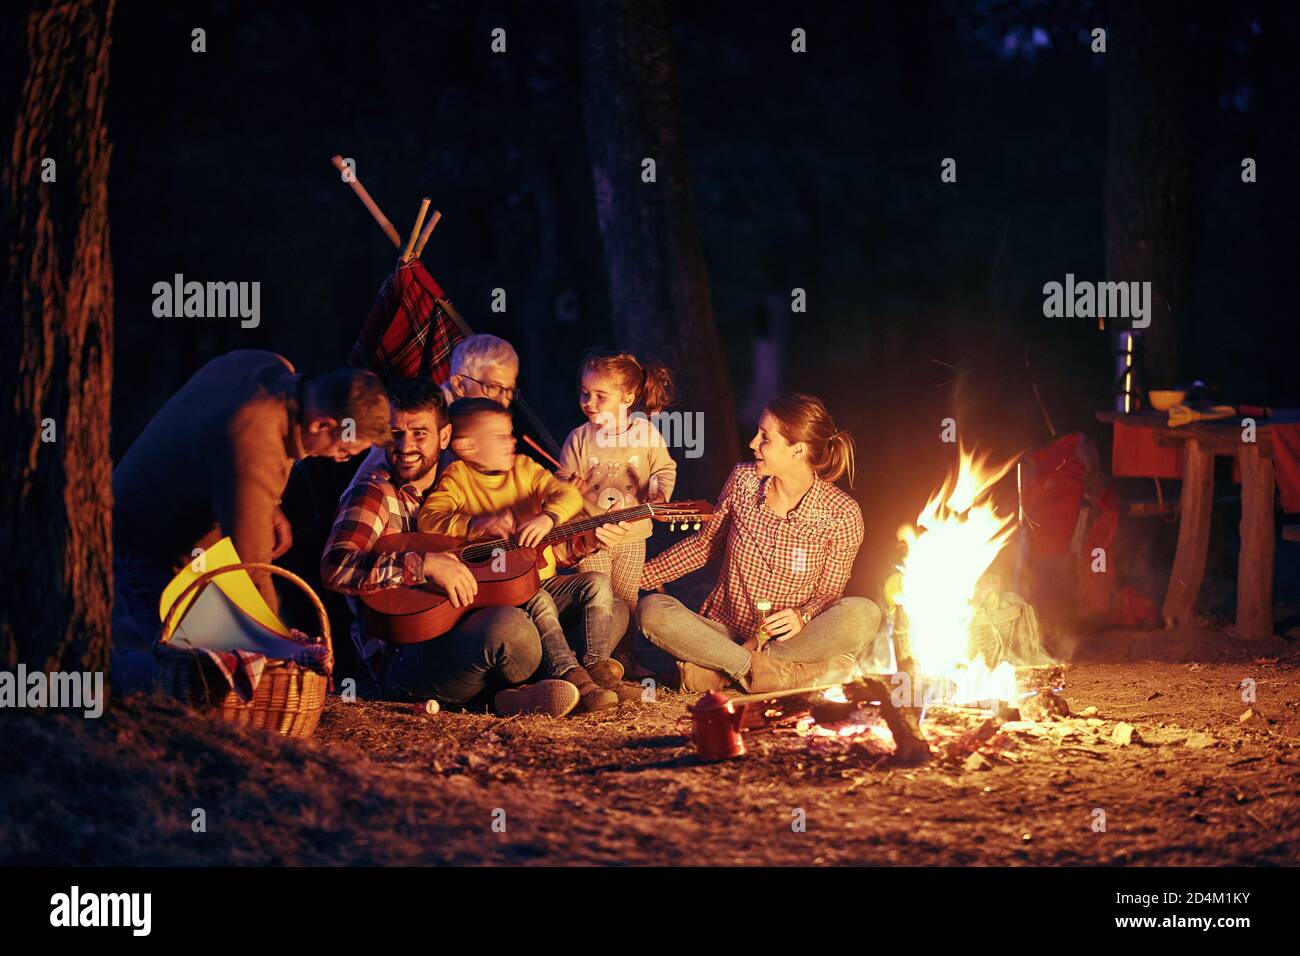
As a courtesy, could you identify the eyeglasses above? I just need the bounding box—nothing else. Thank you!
[460,375,517,403]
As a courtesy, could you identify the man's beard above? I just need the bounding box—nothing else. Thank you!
[389,451,436,482]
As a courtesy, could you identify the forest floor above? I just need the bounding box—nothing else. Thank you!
[3,626,1299,866]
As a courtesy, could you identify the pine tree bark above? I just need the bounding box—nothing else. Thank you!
[1105,0,1191,388]
[579,0,739,494]
[1,0,115,674]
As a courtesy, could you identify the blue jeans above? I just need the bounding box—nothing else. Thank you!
[383,605,541,704]
[110,550,176,693]
[635,594,881,682]
[524,572,621,677]
[383,578,630,701]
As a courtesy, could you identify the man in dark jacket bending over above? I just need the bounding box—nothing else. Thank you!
[112,349,390,691]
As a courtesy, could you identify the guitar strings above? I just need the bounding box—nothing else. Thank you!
[455,502,707,562]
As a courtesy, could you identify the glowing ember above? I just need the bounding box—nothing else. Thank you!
[795,713,895,747]
[896,446,1018,707]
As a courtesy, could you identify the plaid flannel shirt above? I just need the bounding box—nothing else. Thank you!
[642,463,864,640]
[320,446,430,678]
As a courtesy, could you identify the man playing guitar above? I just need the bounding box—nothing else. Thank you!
[320,378,625,717]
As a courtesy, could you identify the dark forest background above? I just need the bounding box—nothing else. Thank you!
[102,0,1299,600]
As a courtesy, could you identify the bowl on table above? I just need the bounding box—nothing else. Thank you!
[1148,390,1187,411]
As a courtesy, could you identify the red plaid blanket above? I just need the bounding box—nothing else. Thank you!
[349,261,465,383]
[193,640,333,702]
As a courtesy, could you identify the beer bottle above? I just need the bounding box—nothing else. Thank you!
[755,598,773,646]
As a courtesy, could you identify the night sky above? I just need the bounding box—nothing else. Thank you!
[103,0,1300,599]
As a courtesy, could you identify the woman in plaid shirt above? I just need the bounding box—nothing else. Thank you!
[629,393,880,693]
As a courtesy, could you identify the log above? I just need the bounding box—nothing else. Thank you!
[879,607,932,764]
[846,677,931,765]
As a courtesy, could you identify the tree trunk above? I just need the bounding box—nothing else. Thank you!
[1105,0,1191,388]
[579,0,739,495]
[0,0,115,674]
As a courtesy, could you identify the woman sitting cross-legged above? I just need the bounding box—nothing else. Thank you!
[610,393,881,693]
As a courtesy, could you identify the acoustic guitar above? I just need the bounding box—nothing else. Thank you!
[357,500,714,644]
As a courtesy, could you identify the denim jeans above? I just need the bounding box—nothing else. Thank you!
[110,550,176,693]
[635,594,881,682]
[384,576,630,701]
[383,605,542,704]
[524,571,621,677]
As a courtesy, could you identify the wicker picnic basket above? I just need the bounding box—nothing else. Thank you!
[153,563,332,738]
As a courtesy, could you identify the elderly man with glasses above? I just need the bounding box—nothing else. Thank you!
[443,334,519,408]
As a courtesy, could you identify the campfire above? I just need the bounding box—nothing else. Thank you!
[692,446,1065,767]
[892,445,1020,712]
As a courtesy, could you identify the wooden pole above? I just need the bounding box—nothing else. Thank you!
[331,154,402,249]
[402,198,431,263]
[522,433,562,470]
[728,683,847,709]
[413,210,442,260]
[326,157,564,461]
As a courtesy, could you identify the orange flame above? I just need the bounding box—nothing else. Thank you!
[896,446,1018,704]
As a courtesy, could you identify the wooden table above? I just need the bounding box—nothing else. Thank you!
[1097,409,1292,640]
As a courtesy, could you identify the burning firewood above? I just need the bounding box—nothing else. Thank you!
[844,676,932,766]
[879,607,934,765]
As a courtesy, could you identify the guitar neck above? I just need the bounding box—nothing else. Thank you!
[541,503,654,546]
[459,503,653,560]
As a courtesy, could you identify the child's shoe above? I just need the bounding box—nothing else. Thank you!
[588,659,648,704]
[586,658,624,686]
[562,666,618,712]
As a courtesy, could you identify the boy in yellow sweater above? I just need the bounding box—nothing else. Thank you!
[419,398,629,711]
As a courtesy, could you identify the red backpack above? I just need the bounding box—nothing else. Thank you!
[1018,433,1121,628]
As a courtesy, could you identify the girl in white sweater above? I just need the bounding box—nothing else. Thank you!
[556,350,678,607]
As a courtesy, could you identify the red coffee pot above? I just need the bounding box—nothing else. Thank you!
[683,691,746,760]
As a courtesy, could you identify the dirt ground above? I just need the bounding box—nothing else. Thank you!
[3,626,1299,866]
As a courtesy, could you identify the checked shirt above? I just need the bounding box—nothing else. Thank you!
[641,463,864,639]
